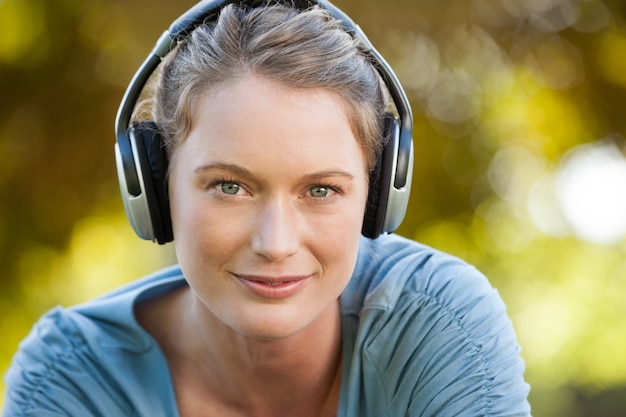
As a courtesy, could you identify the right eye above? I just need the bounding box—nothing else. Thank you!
[217,181,242,195]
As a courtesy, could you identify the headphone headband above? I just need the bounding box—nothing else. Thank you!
[115,0,414,243]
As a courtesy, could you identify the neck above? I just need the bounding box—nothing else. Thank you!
[174,288,344,416]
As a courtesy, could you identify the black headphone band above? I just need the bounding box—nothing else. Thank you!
[115,0,414,243]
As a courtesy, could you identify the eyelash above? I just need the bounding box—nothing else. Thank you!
[306,182,343,199]
[205,177,344,199]
[206,177,246,195]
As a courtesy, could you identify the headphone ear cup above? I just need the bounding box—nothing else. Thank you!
[130,122,173,244]
[362,114,397,239]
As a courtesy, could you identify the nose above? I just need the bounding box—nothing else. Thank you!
[250,196,300,262]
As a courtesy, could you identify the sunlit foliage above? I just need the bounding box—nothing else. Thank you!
[2,0,626,415]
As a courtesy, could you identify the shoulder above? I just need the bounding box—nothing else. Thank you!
[3,306,134,416]
[347,234,497,315]
[343,234,531,416]
[3,266,185,416]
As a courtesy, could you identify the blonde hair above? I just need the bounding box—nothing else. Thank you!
[152,3,385,171]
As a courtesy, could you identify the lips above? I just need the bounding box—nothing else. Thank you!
[234,274,310,299]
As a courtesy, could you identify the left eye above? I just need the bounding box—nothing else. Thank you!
[219,182,242,195]
[309,185,333,198]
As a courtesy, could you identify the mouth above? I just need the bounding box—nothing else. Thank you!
[234,274,311,299]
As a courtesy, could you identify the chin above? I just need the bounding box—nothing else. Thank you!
[223,302,336,341]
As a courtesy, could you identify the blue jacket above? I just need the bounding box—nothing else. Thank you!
[3,234,531,416]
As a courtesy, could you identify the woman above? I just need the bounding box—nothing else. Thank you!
[3,1,531,416]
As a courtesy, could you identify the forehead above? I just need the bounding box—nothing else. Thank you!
[173,74,368,174]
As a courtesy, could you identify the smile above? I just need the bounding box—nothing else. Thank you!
[234,274,311,299]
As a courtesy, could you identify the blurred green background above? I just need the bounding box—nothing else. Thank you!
[2,0,626,415]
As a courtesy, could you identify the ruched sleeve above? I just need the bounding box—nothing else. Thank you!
[3,308,135,417]
[3,269,185,417]
[339,234,531,416]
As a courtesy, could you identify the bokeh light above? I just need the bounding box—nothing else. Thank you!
[555,140,626,244]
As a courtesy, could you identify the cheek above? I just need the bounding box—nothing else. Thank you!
[168,175,232,264]
[310,200,366,271]
[172,202,240,261]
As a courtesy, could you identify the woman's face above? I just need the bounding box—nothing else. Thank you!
[168,74,369,340]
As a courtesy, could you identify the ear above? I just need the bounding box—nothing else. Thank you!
[362,114,397,239]
[116,121,173,244]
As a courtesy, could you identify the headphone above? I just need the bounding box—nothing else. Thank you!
[115,0,414,244]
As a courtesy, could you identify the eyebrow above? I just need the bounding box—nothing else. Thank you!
[194,162,252,176]
[300,170,355,182]
[194,163,354,181]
